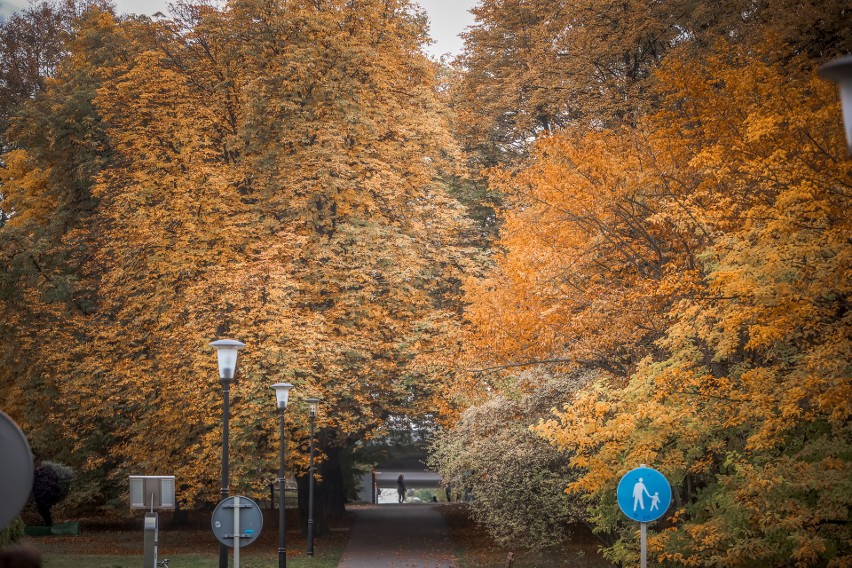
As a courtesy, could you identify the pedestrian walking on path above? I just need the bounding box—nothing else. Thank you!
[397,474,406,503]
[337,504,458,568]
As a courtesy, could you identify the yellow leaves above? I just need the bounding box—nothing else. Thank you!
[432,4,852,566]
[744,113,783,144]
[38,0,469,505]
[0,149,54,227]
[460,125,705,378]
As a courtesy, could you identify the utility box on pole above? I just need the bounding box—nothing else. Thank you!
[130,476,176,511]
[130,476,176,568]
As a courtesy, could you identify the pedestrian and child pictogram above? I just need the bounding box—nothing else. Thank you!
[617,466,671,523]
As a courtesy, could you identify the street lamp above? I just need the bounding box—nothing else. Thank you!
[304,397,322,556]
[210,339,245,568]
[271,382,294,568]
[819,54,852,155]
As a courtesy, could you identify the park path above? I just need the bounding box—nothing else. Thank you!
[336,504,458,568]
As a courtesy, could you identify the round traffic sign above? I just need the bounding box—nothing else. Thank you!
[617,466,671,522]
[0,411,34,530]
[211,496,263,547]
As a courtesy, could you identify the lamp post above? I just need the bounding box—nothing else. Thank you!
[210,339,245,568]
[304,397,321,556]
[272,382,294,568]
[819,54,852,155]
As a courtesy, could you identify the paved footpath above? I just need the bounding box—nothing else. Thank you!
[337,504,459,568]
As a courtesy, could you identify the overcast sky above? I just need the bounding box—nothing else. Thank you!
[415,0,477,58]
[0,0,26,16]
[82,0,478,59]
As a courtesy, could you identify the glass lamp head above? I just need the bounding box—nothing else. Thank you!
[305,397,322,415]
[271,383,294,410]
[210,339,245,381]
[819,55,852,154]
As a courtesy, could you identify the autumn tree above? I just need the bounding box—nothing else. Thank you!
[477,42,851,568]
[433,0,851,564]
[0,1,116,225]
[0,0,477,518]
[0,1,68,149]
[0,5,130,506]
[452,0,850,167]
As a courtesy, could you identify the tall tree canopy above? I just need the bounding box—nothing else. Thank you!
[532,48,851,565]
[451,0,850,166]
[2,1,850,563]
[434,0,851,565]
[1,5,125,508]
[1,0,474,510]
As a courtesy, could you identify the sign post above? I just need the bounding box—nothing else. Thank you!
[617,465,671,567]
[143,512,158,568]
[0,411,33,532]
[129,476,176,568]
[211,495,263,568]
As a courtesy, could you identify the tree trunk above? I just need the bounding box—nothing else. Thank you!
[321,446,347,518]
[37,503,53,527]
[296,444,348,536]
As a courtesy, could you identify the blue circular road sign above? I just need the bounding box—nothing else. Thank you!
[617,466,671,522]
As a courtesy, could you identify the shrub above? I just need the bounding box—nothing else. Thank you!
[430,369,596,549]
[32,461,74,526]
[0,517,25,546]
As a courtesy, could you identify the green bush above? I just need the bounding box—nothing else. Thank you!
[0,517,25,546]
[430,370,596,549]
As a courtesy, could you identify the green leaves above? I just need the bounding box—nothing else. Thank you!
[430,370,596,549]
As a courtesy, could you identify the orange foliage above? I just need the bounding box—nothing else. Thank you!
[532,48,851,566]
[1,0,473,507]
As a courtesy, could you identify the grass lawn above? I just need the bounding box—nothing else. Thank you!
[37,551,342,568]
[18,504,612,568]
[20,509,346,568]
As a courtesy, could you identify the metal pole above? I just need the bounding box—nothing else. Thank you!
[143,512,157,568]
[220,381,230,568]
[307,406,316,556]
[278,407,287,568]
[640,521,647,568]
[233,496,241,568]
